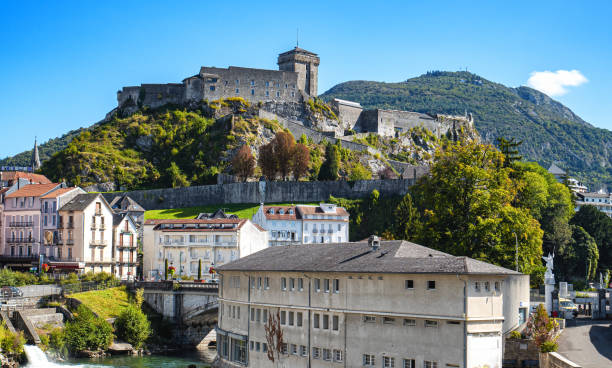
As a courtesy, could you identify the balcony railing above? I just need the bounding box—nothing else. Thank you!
[9,222,33,228]
[58,223,64,229]
[0,254,38,262]
[67,222,74,229]
[90,240,107,246]
[47,256,82,262]
[66,239,74,245]
[160,240,237,247]
[6,238,36,244]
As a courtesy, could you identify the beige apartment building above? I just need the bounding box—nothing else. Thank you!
[142,218,268,280]
[56,193,114,273]
[216,238,529,368]
[112,213,139,280]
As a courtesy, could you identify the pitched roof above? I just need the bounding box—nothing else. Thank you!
[109,195,145,212]
[262,206,301,220]
[296,205,349,217]
[59,193,108,211]
[279,46,318,57]
[196,209,238,219]
[5,183,61,198]
[113,212,138,227]
[548,163,566,175]
[218,240,520,275]
[0,171,52,185]
[40,187,79,199]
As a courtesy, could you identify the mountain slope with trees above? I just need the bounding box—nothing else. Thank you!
[321,71,612,188]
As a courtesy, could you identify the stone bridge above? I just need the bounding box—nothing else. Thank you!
[134,281,219,346]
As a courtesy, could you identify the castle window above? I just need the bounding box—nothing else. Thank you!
[235,88,240,94]
[251,89,255,95]
[210,86,216,91]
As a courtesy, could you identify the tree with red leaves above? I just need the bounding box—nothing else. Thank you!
[231,145,255,181]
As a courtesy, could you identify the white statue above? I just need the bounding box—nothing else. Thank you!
[543,253,554,272]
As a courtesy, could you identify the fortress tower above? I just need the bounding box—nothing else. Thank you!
[277,47,320,97]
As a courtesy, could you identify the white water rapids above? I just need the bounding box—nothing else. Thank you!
[23,345,104,367]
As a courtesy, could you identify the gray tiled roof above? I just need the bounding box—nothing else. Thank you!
[110,195,145,213]
[60,193,106,211]
[218,240,520,275]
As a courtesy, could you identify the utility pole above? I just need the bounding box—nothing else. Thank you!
[513,232,519,272]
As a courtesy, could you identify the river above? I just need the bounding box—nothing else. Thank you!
[23,345,215,368]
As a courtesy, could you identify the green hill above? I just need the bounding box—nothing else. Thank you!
[321,71,612,187]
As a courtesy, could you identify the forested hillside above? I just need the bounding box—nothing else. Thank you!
[321,71,612,187]
[0,128,87,167]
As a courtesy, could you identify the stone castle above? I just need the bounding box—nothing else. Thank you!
[117,46,473,139]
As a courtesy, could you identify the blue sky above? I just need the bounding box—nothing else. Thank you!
[1,0,610,158]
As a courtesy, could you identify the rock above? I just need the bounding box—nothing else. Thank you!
[108,341,134,354]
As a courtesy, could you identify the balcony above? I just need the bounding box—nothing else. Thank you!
[46,256,82,262]
[58,223,64,229]
[6,238,36,245]
[66,239,75,245]
[312,228,318,233]
[0,254,38,263]
[90,240,107,246]
[67,222,74,229]
[9,222,33,228]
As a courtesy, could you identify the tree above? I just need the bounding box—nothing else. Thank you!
[557,226,599,281]
[264,309,284,364]
[64,305,113,353]
[411,141,544,282]
[231,145,255,181]
[166,162,190,188]
[114,304,151,349]
[349,163,372,181]
[274,131,296,180]
[318,143,340,181]
[292,143,310,180]
[525,304,559,352]
[571,205,612,271]
[258,142,277,180]
[392,193,421,242]
[495,137,522,167]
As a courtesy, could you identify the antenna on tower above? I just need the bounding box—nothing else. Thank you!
[296,28,299,47]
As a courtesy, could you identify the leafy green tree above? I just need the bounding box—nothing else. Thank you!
[318,143,340,181]
[349,163,372,181]
[392,193,421,242]
[64,305,113,353]
[495,137,522,167]
[571,205,612,271]
[557,226,599,281]
[166,162,190,188]
[114,305,151,349]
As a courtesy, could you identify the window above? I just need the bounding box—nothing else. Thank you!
[425,320,438,328]
[323,314,329,329]
[256,308,261,322]
[300,345,307,356]
[237,307,240,319]
[383,356,395,368]
[251,278,256,289]
[333,279,339,293]
[363,315,376,323]
[332,315,339,331]
[324,279,330,293]
[235,88,240,94]
[427,280,436,290]
[264,277,270,289]
[313,313,320,328]
[312,347,321,359]
[263,309,268,323]
[474,282,480,292]
[322,348,331,361]
[291,344,297,355]
[290,278,295,291]
[485,281,490,292]
[281,277,287,290]
[209,86,215,91]
[298,278,303,291]
[235,79,240,85]
[265,81,270,87]
[495,281,501,292]
[288,311,294,326]
[405,280,414,289]
[250,80,254,86]
[314,278,320,292]
[265,90,269,97]
[281,343,287,355]
[249,341,254,350]
[333,349,343,362]
[403,319,416,326]
[383,317,395,324]
[255,342,260,352]
[363,354,376,366]
[276,91,280,97]
[403,359,415,368]
[280,311,286,325]
[262,343,268,353]
[297,312,303,327]
[447,321,460,325]
[251,308,255,321]
[424,361,438,368]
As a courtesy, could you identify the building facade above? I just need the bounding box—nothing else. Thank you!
[117,47,320,110]
[142,218,268,280]
[112,213,139,280]
[40,187,85,260]
[251,203,349,246]
[56,193,115,273]
[1,183,63,268]
[216,238,528,368]
[575,191,612,218]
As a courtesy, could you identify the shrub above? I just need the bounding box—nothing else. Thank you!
[114,305,151,349]
[64,305,113,353]
[0,322,25,357]
[509,330,522,339]
[540,341,558,353]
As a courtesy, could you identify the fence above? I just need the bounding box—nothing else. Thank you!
[61,280,121,294]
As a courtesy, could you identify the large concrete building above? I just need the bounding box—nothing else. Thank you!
[251,203,349,246]
[117,47,320,110]
[215,237,529,368]
[142,218,268,280]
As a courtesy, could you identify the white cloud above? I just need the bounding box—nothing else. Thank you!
[527,69,588,96]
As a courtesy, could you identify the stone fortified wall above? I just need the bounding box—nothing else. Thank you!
[101,179,416,211]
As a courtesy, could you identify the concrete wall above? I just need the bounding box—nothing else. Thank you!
[502,274,530,334]
[102,179,414,211]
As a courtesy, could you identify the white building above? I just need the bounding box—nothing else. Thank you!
[251,203,349,246]
[216,237,529,368]
[112,213,139,280]
[575,191,612,218]
[142,218,268,280]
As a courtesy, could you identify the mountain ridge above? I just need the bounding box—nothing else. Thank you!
[321,71,612,187]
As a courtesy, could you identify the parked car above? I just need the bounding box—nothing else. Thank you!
[1,286,23,298]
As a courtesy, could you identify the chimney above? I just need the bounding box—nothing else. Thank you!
[368,235,380,251]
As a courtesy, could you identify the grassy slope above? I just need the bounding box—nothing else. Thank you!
[145,202,319,220]
[71,286,130,320]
